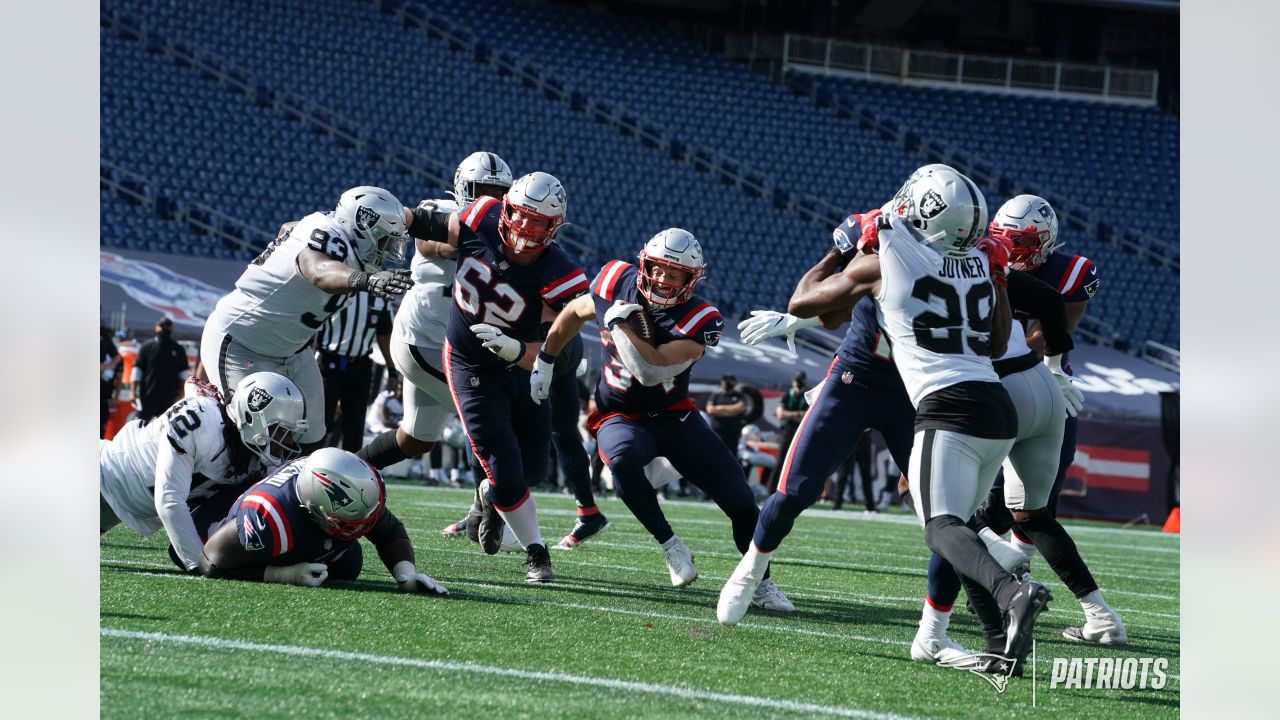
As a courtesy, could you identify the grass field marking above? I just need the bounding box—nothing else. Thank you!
[100,628,915,719]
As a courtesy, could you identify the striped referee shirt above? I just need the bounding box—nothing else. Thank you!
[317,293,392,358]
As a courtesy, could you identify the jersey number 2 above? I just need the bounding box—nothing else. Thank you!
[910,276,993,355]
[454,257,526,329]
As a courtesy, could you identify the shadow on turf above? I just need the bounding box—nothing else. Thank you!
[101,612,170,622]
[101,562,188,576]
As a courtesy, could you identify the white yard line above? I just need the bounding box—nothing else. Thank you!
[100,628,913,720]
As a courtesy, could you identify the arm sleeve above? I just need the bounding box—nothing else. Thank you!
[608,328,695,386]
[152,439,204,570]
[1007,269,1074,356]
[408,206,450,241]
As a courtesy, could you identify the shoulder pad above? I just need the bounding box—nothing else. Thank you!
[672,300,724,345]
[591,261,635,302]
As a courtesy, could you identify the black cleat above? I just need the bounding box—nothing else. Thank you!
[475,480,504,555]
[1002,579,1052,673]
[524,543,554,583]
[554,512,609,549]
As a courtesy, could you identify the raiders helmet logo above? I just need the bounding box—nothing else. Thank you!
[703,330,721,347]
[313,472,355,510]
[355,205,380,232]
[246,387,273,412]
[918,190,948,219]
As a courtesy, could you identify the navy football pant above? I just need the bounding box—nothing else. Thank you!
[596,411,757,554]
[444,342,550,510]
[549,336,596,511]
[753,367,915,553]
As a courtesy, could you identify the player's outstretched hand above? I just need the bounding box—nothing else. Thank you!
[350,268,413,299]
[1044,354,1084,417]
[530,352,555,405]
[603,300,642,329]
[470,323,524,363]
[393,562,450,596]
[263,561,329,587]
[977,235,1012,286]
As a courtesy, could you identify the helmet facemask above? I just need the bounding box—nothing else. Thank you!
[499,200,562,255]
[240,417,306,467]
[992,224,1056,271]
[636,253,704,308]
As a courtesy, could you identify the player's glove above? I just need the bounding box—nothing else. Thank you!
[977,235,1012,288]
[393,561,450,596]
[1044,354,1084,418]
[529,350,555,405]
[349,268,413,299]
[737,309,822,355]
[603,300,643,329]
[263,561,329,587]
[470,323,525,364]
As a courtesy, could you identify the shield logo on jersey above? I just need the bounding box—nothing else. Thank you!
[246,387,273,412]
[243,515,267,552]
[470,376,480,387]
[841,371,854,384]
[703,330,721,347]
[355,206,380,232]
[918,190,948,219]
[312,471,355,510]
[1083,278,1100,298]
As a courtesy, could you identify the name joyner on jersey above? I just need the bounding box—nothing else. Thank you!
[940,256,989,280]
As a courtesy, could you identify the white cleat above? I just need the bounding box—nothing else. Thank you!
[911,635,980,667]
[751,578,796,613]
[662,536,699,588]
[717,545,772,626]
[1063,608,1128,645]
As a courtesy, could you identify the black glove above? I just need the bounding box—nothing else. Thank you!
[349,268,412,299]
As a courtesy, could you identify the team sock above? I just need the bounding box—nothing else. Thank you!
[497,495,544,550]
[356,429,408,470]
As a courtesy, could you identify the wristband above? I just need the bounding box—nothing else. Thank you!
[537,349,557,366]
[347,271,368,291]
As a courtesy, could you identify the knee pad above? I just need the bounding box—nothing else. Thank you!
[974,488,1014,535]
[923,514,964,551]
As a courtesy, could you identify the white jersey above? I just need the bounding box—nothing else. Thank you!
[876,217,1001,407]
[206,212,359,357]
[100,395,260,568]
[393,198,459,349]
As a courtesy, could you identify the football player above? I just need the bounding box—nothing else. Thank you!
[100,372,306,571]
[407,171,590,582]
[530,229,794,612]
[200,187,413,453]
[721,167,1049,673]
[196,447,447,594]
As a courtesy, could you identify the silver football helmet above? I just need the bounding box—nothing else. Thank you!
[295,448,386,540]
[227,372,308,467]
[882,163,957,216]
[637,228,706,308]
[989,194,1061,271]
[886,166,987,258]
[452,151,514,206]
[334,186,408,271]
[499,172,567,254]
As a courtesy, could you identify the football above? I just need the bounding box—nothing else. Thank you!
[623,308,656,343]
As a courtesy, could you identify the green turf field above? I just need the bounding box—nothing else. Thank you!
[100,483,1179,718]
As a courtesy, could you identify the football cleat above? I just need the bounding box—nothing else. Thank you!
[1002,579,1052,672]
[717,545,771,626]
[1062,608,1128,645]
[911,635,980,667]
[554,512,610,550]
[662,536,699,588]
[524,543,554,583]
[750,578,796,613]
[475,479,504,555]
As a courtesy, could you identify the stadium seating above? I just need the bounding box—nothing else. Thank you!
[100,0,1178,348]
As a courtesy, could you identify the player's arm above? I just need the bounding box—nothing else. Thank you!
[989,283,1012,359]
[366,509,448,595]
[608,322,700,387]
[197,519,329,586]
[705,393,745,417]
[788,251,882,319]
[406,205,461,250]
[1006,270,1072,358]
[1064,300,1089,335]
[542,294,595,357]
[152,436,204,571]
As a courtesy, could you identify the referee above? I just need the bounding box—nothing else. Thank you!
[317,292,394,452]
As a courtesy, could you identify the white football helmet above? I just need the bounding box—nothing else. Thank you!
[334,186,408,271]
[499,172,567,254]
[295,448,386,541]
[989,194,1061,271]
[227,372,308,467]
[882,163,957,215]
[637,228,706,309]
[452,151,514,206]
[886,166,987,258]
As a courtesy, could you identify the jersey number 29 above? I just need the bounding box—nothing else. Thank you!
[910,277,993,356]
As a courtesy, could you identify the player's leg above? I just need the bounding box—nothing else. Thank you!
[337,358,372,452]
[319,362,344,448]
[282,348,327,452]
[547,348,606,549]
[361,340,445,469]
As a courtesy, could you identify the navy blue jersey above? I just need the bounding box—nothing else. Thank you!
[211,459,355,567]
[833,296,907,392]
[1024,251,1099,373]
[590,260,723,415]
[445,196,589,368]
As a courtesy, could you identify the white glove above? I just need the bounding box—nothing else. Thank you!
[736,309,822,354]
[470,323,524,363]
[1044,354,1084,418]
[530,350,555,405]
[603,300,642,328]
[393,561,450,596]
[263,562,329,587]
